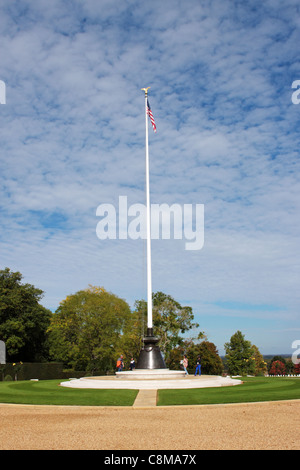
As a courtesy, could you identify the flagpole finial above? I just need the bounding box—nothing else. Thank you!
[141,87,150,96]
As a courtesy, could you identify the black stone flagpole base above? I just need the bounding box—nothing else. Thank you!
[136,328,167,369]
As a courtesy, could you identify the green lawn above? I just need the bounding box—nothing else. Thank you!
[157,377,300,406]
[0,377,299,407]
[0,379,138,406]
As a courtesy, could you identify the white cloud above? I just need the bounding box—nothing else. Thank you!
[0,0,299,354]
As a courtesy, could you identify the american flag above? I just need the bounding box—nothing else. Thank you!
[147,99,157,133]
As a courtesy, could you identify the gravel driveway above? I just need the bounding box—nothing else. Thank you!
[0,400,299,450]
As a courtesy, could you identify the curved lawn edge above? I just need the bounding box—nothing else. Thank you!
[0,377,299,407]
[0,379,138,406]
[157,376,300,406]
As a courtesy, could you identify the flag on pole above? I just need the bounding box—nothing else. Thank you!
[147,99,157,133]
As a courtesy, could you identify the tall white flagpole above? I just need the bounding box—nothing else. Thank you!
[141,87,153,331]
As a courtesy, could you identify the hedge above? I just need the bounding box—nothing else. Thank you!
[0,363,115,381]
[0,363,64,381]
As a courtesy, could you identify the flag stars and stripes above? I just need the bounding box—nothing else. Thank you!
[147,99,157,133]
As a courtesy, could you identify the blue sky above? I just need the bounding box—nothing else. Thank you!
[1,0,300,355]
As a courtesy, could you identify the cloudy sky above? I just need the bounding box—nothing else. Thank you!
[1,0,300,355]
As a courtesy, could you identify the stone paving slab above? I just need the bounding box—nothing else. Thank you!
[132,389,157,407]
[61,375,242,390]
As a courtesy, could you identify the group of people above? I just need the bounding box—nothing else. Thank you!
[181,354,201,376]
[116,354,201,376]
[116,355,135,372]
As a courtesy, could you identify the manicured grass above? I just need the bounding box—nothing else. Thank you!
[157,377,300,406]
[0,377,299,407]
[0,379,138,407]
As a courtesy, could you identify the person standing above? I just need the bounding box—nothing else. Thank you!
[183,355,189,375]
[129,358,136,371]
[116,355,124,372]
[194,355,201,376]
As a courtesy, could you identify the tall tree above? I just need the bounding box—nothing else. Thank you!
[224,330,256,376]
[48,286,131,372]
[119,299,145,364]
[251,344,267,376]
[153,292,203,358]
[132,292,204,363]
[167,339,222,375]
[0,267,52,361]
[195,341,223,375]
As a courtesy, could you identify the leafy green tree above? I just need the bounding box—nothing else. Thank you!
[132,292,204,364]
[48,286,131,372]
[168,340,222,375]
[166,343,185,370]
[224,330,255,376]
[196,341,223,375]
[119,299,145,365]
[0,268,52,362]
[285,359,295,375]
[153,291,203,359]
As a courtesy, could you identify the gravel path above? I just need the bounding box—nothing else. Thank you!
[0,400,299,450]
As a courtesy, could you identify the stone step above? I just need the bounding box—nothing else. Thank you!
[133,389,157,407]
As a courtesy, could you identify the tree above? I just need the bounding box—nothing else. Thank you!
[268,355,293,375]
[270,355,286,366]
[196,341,223,375]
[153,291,204,359]
[0,268,52,362]
[269,360,286,376]
[251,345,267,376]
[294,363,300,375]
[48,286,131,372]
[224,330,255,376]
[285,359,295,375]
[132,292,204,363]
[119,299,145,364]
[166,340,223,375]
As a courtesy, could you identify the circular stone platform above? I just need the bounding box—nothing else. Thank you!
[60,373,242,390]
[116,368,186,379]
